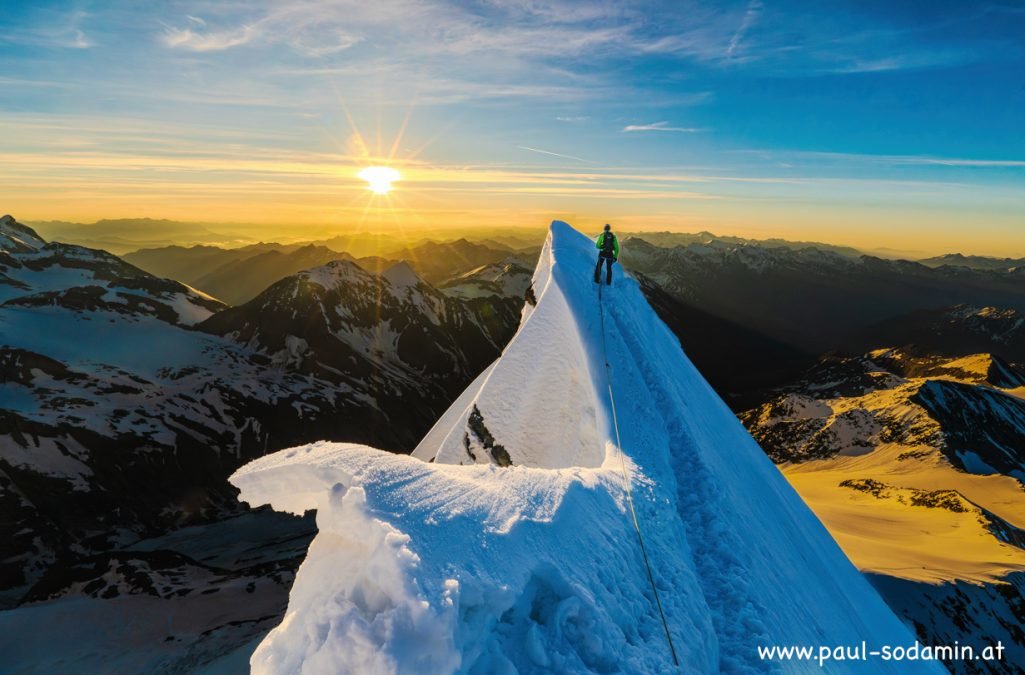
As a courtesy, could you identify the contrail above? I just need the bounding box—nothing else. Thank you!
[518,145,589,163]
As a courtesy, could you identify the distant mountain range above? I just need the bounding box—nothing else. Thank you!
[29,218,239,255]
[623,230,867,258]
[124,238,537,305]
[187,245,355,306]
[121,242,304,285]
[31,217,546,257]
[920,253,1025,271]
[0,215,530,666]
[626,235,1025,363]
[379,238,538,283]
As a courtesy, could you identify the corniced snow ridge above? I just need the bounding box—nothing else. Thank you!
[230,221,940,674]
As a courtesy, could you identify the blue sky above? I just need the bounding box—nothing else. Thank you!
[1,0,1023,255]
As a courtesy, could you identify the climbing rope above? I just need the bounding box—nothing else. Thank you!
[598,283,680,668]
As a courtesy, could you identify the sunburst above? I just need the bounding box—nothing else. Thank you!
[358,166,401,194]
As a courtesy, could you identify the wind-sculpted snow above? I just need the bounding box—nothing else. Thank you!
[232,221,938,674]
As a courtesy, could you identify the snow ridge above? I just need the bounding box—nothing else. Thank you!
[231,221,938,674]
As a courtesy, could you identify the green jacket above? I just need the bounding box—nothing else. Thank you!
[595,232,620,258]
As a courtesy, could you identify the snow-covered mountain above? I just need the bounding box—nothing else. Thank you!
[231,221,935,674]
[438,257,533,299]
[742,347,1025,477]
[199,259,524,444]
[0,214,223,326]
[741,348,1025,671]
[0,215,530,670]
[0,217,388,599]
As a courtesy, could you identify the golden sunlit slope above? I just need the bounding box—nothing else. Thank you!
[784,447,1025,583]
[743,349,1025,584]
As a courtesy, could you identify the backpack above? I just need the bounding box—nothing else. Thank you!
[601,232,616,256]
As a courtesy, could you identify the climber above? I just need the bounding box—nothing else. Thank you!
[593,223,619,286]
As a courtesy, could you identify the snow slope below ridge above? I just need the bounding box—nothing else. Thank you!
[231,221,938,674]
[783,444,1025,584]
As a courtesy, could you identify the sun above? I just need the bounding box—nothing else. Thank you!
[358,166,401,195]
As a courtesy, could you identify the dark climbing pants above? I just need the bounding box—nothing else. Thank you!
[594,254,614,285]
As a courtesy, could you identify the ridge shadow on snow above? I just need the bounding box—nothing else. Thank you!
[230,221,940,674]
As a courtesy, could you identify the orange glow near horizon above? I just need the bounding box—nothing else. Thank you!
[2,111,1024,257]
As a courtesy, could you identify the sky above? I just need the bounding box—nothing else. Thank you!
[0,0,1023,256]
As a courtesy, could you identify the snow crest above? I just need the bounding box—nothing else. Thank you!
[231,221,938,674]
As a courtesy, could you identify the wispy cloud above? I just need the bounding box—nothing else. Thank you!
[517,146,589,163]
[163,24,258,52]
[3,8,94,49]
[726,0,762,59]
[162,6,362,56]
[622,122,703,133]
[739,149,1025,168]
[827,49,971,74]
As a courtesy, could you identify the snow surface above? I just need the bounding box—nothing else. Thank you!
[784,443,1025,584]
[231,221,937,674]
[0,305,234,377]
[381,260,421,289]
[165,290,217,325]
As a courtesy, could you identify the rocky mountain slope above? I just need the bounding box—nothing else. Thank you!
[0,215,528,671]
[0,217,390,600]
[198,260,524,442]
[625,236,1025,356]
[741,346,1025,671]
[437,257,533,299]
[638,276,812,406]
[853,305,1025,368]
[0,215,223,326]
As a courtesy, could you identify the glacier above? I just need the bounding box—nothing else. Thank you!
[230,221,939,674]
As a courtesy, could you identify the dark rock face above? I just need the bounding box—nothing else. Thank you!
[910,380,1025,476]
[638,276,813,406]
[199,260,523,448]
[871,573,1025,674]
[853,305,1025,372]
[465,404,512,467]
